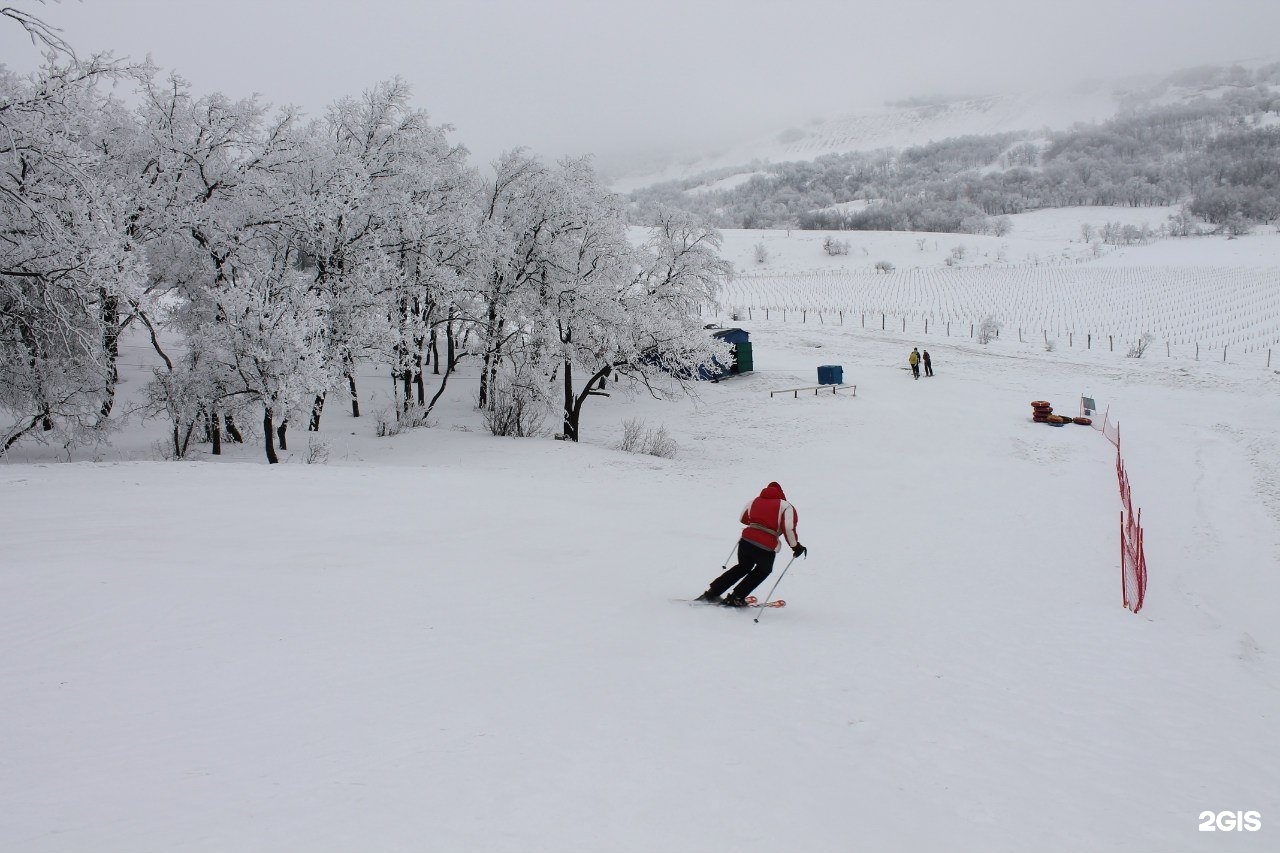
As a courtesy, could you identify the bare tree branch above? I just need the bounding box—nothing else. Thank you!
[2,2,77,59]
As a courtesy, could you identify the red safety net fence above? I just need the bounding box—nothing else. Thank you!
[1116,454,1147,613]
[1084,402,1121,449]
[1083,396,1147,612]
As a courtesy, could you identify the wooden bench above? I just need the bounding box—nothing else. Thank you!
[769,384,856,398]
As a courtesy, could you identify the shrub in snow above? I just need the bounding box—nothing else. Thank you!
[822,236,850,256]
[485,392,546,438]
[977,314,1002,344]
[874,260,895,273]
[753,242,769,264]
[375,405,431,438]
[617,418,678,459]
[484,361,549,438]
[1127,332,1155,358]
[305,437,330,464]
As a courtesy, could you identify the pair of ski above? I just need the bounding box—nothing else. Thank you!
[681,595,786,609]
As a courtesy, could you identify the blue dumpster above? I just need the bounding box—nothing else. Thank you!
[817,365,843,385]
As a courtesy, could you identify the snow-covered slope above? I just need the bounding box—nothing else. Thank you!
[4,224,1280,851]
[611,57,1280,193]
[611,86,1121,192]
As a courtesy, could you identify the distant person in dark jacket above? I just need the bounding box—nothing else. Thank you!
[697,482,806,607]
[923,349,933,377]
[909,348,920,379]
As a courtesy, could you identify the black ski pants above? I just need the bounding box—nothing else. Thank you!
[708,539,777,598]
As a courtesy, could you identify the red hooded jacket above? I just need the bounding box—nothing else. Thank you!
[740,482,800,552]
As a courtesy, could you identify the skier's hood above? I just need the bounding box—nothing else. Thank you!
[760,482,786,500]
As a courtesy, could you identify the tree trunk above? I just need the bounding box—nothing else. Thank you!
[309,393,326,431]
[210,408,222,456]
[413,333,425,405]
[347,372,360,418]
[277,419,288,451]
[430,329,441,375]
[173,419,195,459]
[478,305,501,409]
[99,291,120,420]
[562,358,576,441]
[224,413,244,443]
[568,365,612,444]
[263,409,279,464]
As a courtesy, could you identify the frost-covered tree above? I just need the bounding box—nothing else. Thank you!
[468,154,731,443]
[289,79,474,428]
[556,204,731,443]
[976,314,1002,344]
[469,150,563,413]
[129,73,319,462]
[0,55,147,457]
[204,243,332,464]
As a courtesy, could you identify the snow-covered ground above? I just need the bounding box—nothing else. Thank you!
[716,205,1277,276]
[4,221,1280,852]
[715,213,1280,364]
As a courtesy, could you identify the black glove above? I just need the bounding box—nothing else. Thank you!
[792,544,807,558]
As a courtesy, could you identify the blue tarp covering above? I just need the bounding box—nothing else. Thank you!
[817,365,843,385]
[698,327,751,380]
[712,328,750,345]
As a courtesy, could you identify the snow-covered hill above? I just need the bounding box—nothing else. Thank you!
[610,57,1280,194]
[3,219,1280,851]
[611,86,1120,192]
[5,315,1279,852]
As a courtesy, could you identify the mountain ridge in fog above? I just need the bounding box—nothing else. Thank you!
[609,57,1280,193]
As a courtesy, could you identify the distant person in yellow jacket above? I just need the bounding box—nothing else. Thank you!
[909,347,921,379]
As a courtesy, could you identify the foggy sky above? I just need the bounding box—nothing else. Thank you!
[3,0,1279,171]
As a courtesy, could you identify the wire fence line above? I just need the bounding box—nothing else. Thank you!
[714,265,1280,368]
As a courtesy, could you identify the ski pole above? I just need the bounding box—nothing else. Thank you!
[754,554,799,624]
[721,541,738,569]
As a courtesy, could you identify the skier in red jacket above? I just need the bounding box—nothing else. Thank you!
[697,481,806,607]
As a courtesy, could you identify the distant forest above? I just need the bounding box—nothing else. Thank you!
[626,64,1280,235]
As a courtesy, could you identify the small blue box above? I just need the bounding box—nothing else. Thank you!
[817,365,843,385]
